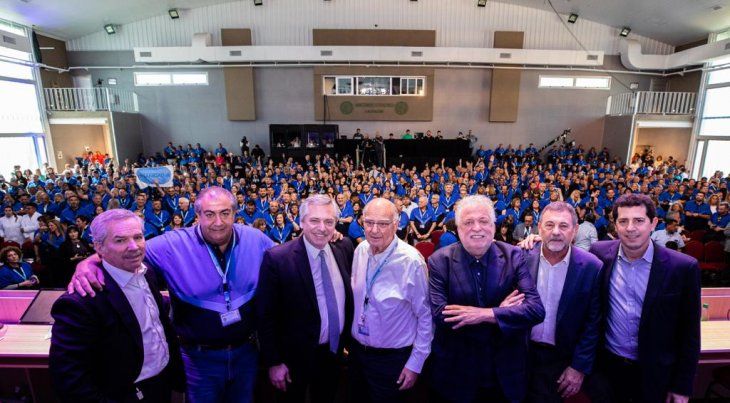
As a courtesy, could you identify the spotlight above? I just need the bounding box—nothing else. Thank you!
[253,0,263,5]
[477,0,487,6]
[168,9,180,19]
[619,27,631,37]
[104,24,116,35]
[568,13,578,23]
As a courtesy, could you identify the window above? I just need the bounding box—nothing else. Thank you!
[0,80,42,134]
[0,137,41,178]
[357,77,391,95]
[134,72,208,86]
[322,75,426,96]
[539,75,611,89]
[0,20,26,37]
[702,140,730,177]
[0,60,33,81]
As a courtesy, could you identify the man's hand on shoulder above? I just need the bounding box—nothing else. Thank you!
[67,254,105,297]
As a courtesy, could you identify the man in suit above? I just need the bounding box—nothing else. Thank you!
[588,193,700,403]
[513,212,539,243]
[524,201,603,402]
[428,195,545,403]
[256,194,355,403]
[50,209,181,402]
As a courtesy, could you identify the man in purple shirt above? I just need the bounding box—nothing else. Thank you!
[587,194,700,403]
[69,187,275,403]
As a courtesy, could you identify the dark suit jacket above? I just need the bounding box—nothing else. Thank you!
[50,266,182,403]
[526,244,603,374]
[589,240,701,402]
[428,241,545,403]
[256,237,355,374]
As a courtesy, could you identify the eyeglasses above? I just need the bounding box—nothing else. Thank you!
[363,219,395,229]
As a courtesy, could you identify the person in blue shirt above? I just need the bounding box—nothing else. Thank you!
[348,214,365,244]
[709,202,730,241]
[145,200,171,234]
[59,195,94,226]
[267,212,293,245]
[175,197,196,227]
[75,215,94,244]
[236,200,259,226]
[684,191,712,231]
[214,143,227,156]
[429,194,446,228]
[165,213,186,232]
[0,246,39,289]
[437,219,458,249]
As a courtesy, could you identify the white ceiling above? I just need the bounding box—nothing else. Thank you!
[1,0,729,46]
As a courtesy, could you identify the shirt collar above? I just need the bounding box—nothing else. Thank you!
[618,241,654,265]
[302,235,332,260]
[460,242,493,267]
[102,260,147,289]
[540,245,571,267]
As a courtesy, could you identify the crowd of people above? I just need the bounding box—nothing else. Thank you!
[0,135,725,402]
[1,136,728,291]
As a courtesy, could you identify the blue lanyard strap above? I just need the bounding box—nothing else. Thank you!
[202,229,237,310]
[364,241,398,307]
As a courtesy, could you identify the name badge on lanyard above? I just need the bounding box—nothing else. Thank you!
[203,231,241,327]
[358,242,397,336]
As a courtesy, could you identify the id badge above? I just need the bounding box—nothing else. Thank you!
[357,314,369,336]
[220,309,242,327]
[419,223,425,229]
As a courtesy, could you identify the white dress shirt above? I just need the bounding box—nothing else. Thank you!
[103,261,169,382]
[302,236,346,344]
[351,237,433,373]
[574,222,598,250]
[20,212,41,241]
[0,215,24,245]
[531,247,570,345]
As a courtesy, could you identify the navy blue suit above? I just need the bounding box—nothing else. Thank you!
[428,241,545,403]
[525,244,603,402]
[588,240,701,403]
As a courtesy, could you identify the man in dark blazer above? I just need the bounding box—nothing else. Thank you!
[50,209,181,403]
[588,194,700,403]
[428,195,545,403]
[256,195,355,403]
[524,202,603,402]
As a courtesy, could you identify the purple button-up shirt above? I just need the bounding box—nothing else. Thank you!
[605,242,654,360]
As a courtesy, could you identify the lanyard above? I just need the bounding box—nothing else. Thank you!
[12,266,27,281]
[415,209,431,225]
[364,241,398,307]
[202,230,237,311]
[274,226,287,242]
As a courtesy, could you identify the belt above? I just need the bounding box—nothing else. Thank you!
[530,341,556,350]
[181,334,255,351]
[605,350,638,366]
[353,341,411,356]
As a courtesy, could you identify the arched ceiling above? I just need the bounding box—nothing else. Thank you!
[1,0,728,46]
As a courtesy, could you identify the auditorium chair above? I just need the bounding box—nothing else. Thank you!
[684,240,705,262]
[701,241,727,272]
[688,229,707,242]
[430,230,444,246]
[414,241,436,261]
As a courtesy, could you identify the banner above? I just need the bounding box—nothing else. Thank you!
[135,166,174,189]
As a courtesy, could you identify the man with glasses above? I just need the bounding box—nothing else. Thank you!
[349,198,432,403]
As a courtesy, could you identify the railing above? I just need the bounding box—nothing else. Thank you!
[606,91,696,116]
[44,88,139,113]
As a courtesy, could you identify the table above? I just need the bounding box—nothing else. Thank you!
[700,321,730,364]
[0,325,51,369]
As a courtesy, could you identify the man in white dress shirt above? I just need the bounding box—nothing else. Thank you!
[19,203,41,244]
[349,198,433,403]
[50,209,181,402]
[0,205,24,245]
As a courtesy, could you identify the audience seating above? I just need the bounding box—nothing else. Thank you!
[430,230,444,246]
[702,241,727,272]
[688,230,707,242]
[685,240,705,262]
[705,365,730,398]
[415,241,436,261]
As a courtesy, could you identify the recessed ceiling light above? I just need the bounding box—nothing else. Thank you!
[619,27,631,37]
[568,13,578,23]
[104,24,117,35]
[168,9,180,19]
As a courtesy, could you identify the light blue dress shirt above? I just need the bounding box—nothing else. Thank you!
[530,247,570,345]
[605,242,654,360]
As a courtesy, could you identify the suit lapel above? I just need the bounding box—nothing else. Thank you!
[488,244,508,305]
[557,248,583,325]
[639,243,669,332]
[527,246,540,283]
[601,241,620,305]
[293,237,319,310]
[331,241,354,312]
[101,268,143,353]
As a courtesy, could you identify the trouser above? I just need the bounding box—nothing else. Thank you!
[277,344,340,403]
[128,368,172,403]
[585,349,642,403]
[526,342,570,403]
[349,342,413,403]
[181,341,258,403]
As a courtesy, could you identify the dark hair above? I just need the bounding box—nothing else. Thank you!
[76,215,90,224]
[611,193,656,221]
[664,218,678,226]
